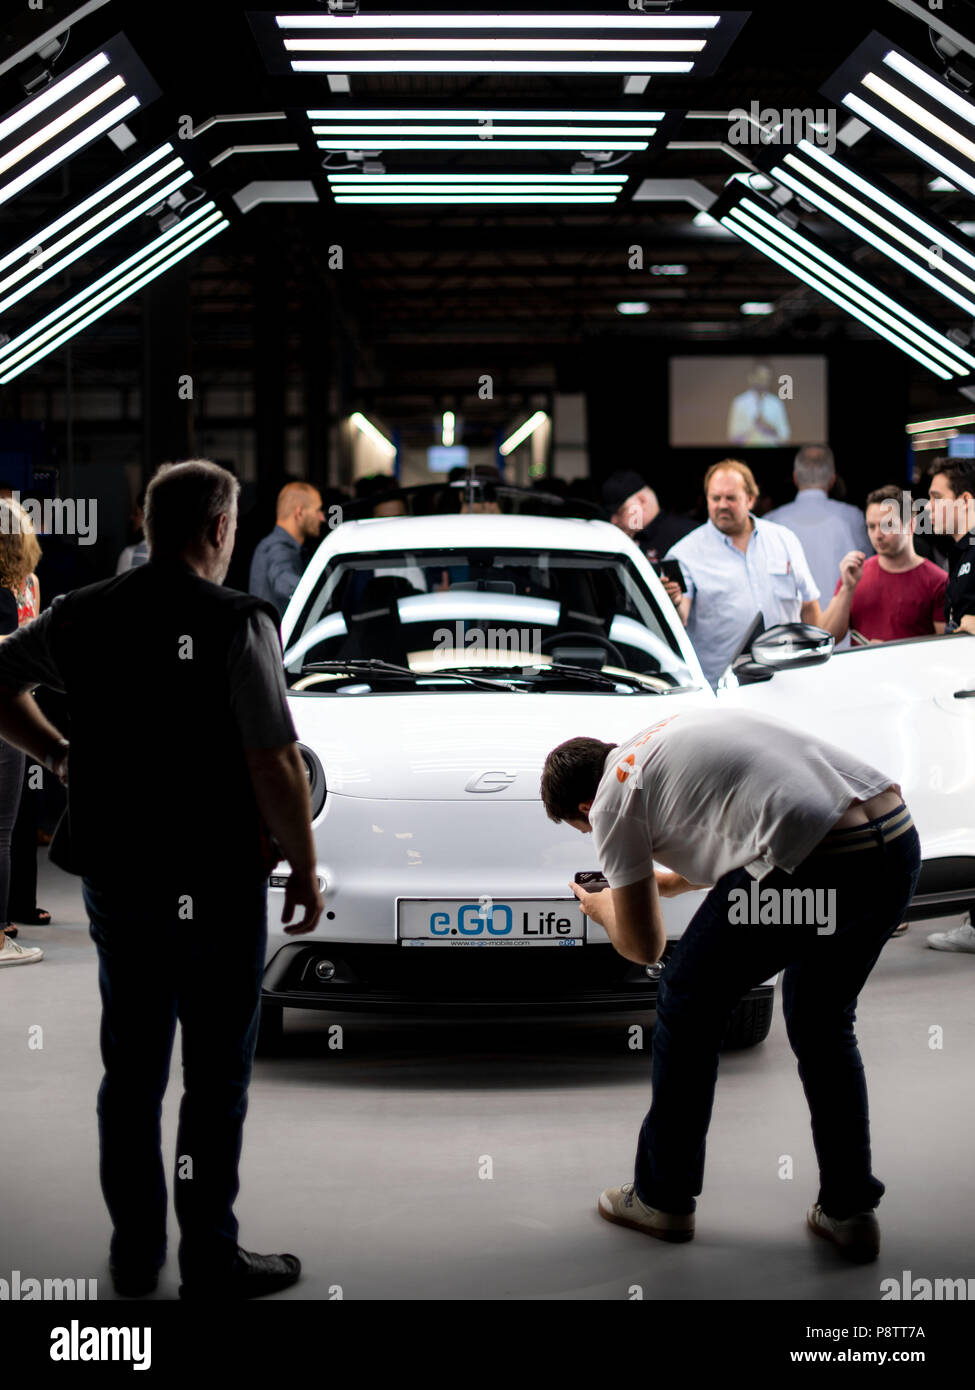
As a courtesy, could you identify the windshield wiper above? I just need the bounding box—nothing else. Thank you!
[300,659,522,693]
[521,662,671,692]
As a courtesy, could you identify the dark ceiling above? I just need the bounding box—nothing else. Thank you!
[3,0,975,446]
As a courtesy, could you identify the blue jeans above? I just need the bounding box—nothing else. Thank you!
[635,814,921,1219]
[83,877,268,1278]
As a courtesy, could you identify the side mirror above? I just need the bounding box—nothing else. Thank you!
[751,623,833,671]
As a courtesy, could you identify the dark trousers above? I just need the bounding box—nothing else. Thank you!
[0,738,25,926]
[82,877,268,1278]
[9,757,38,919]
[635,816,921,1219]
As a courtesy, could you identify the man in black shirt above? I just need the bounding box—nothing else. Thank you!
[927,461,975,633]
[602,470,698,566]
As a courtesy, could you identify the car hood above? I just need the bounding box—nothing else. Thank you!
[288,687,714,800]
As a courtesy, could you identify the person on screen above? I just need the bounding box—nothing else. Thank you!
[727,362,791,446]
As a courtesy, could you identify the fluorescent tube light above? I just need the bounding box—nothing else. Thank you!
[500,411,548,456]
[350,412,396,455]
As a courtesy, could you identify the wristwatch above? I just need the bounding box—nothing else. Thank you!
[45,738,69,772]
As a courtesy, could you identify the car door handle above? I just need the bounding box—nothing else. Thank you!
[953,688,975,699]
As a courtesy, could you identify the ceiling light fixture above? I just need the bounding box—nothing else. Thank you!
[766,139,975,318]
[0,202,227,383]
[0,35,158,210]
[442,411,455,447]
[823,34,975,200]
[252,11,745,78]
[0,144,192,315]
[712,187,975,380]
[350,411,396,456]
[500,410,548,456]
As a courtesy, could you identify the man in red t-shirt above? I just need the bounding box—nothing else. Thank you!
[823,485,946,642]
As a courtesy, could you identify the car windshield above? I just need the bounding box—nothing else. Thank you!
[283,547,697,693]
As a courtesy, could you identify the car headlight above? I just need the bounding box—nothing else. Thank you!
[297,743,327,819]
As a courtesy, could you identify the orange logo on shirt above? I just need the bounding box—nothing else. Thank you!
[615,716,680,783]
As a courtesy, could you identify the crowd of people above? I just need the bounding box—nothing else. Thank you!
[2,443,974,974]
[0,449,971,1295]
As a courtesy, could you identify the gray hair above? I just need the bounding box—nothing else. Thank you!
[144,459,239,556]
[794,445,835,490]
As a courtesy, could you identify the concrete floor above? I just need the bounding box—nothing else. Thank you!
[2,860,974,1302]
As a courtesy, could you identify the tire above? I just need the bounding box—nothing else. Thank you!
[721,993,774,1050]
[255,1002,284,1056]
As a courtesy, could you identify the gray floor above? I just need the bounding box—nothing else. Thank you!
[2,860,974,1302]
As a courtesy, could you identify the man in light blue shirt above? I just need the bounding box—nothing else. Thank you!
[663,459,846,686]
[764,446,870,603]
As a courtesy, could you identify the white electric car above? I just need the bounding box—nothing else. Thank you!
[259,501,975,1051]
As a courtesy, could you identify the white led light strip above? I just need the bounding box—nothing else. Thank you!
[773,154,975,316]
[792,141,975,273]
[841,92,975,198]
[0,51,109,143]
[863,71,975,166]
[883,49,975,130]
[0,93,140,209]
[0,205,221,375]
[276,13,720,29]
[327,173,627,182]
[724,204,970,377]
[723,209,954,378]
[331,194,620,203]
[0,144,174,275]
[0,218,227,384]
[284,38,704,52]
[0,76,125,178]
[317,140,648,150]
[308,109,665,121]
[293,61,692,73]
[0,155,192,314]
[312,125,658,136]
[736,198,975,371]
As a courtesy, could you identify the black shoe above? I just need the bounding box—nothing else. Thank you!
[178,1247,301,1300]
[110,1262,162,1297]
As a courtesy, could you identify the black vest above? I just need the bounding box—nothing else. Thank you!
[48,559,281,890]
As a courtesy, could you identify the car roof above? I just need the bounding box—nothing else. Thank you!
[322,512,633,556]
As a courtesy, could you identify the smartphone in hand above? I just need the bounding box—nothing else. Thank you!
[574,870,610,893]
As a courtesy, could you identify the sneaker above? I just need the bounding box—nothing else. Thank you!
[926,919,975,953]
[0,936,43,967]
[597,1183,695,1242]
[807,1204,880,1263]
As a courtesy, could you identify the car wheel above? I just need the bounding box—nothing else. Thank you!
[255,1002,285,1056]
[721,994,774,1050]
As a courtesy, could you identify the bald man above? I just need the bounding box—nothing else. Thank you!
[248,482,324,618]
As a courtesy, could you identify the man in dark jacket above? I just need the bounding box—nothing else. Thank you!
[601,470,697,566]
[0,459,323,1299]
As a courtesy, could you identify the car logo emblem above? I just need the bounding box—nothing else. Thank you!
[465,771,516,793]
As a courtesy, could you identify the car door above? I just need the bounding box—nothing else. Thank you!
[718,634,975,866]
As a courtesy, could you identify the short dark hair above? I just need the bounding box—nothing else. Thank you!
[928,458,975,498]
[144,459,239,557]
[865,484,904,508]
[540,736,617,823]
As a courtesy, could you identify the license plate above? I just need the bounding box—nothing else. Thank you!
[398,898,584,947]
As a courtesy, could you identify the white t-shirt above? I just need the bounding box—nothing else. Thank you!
[588,709,895,887]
